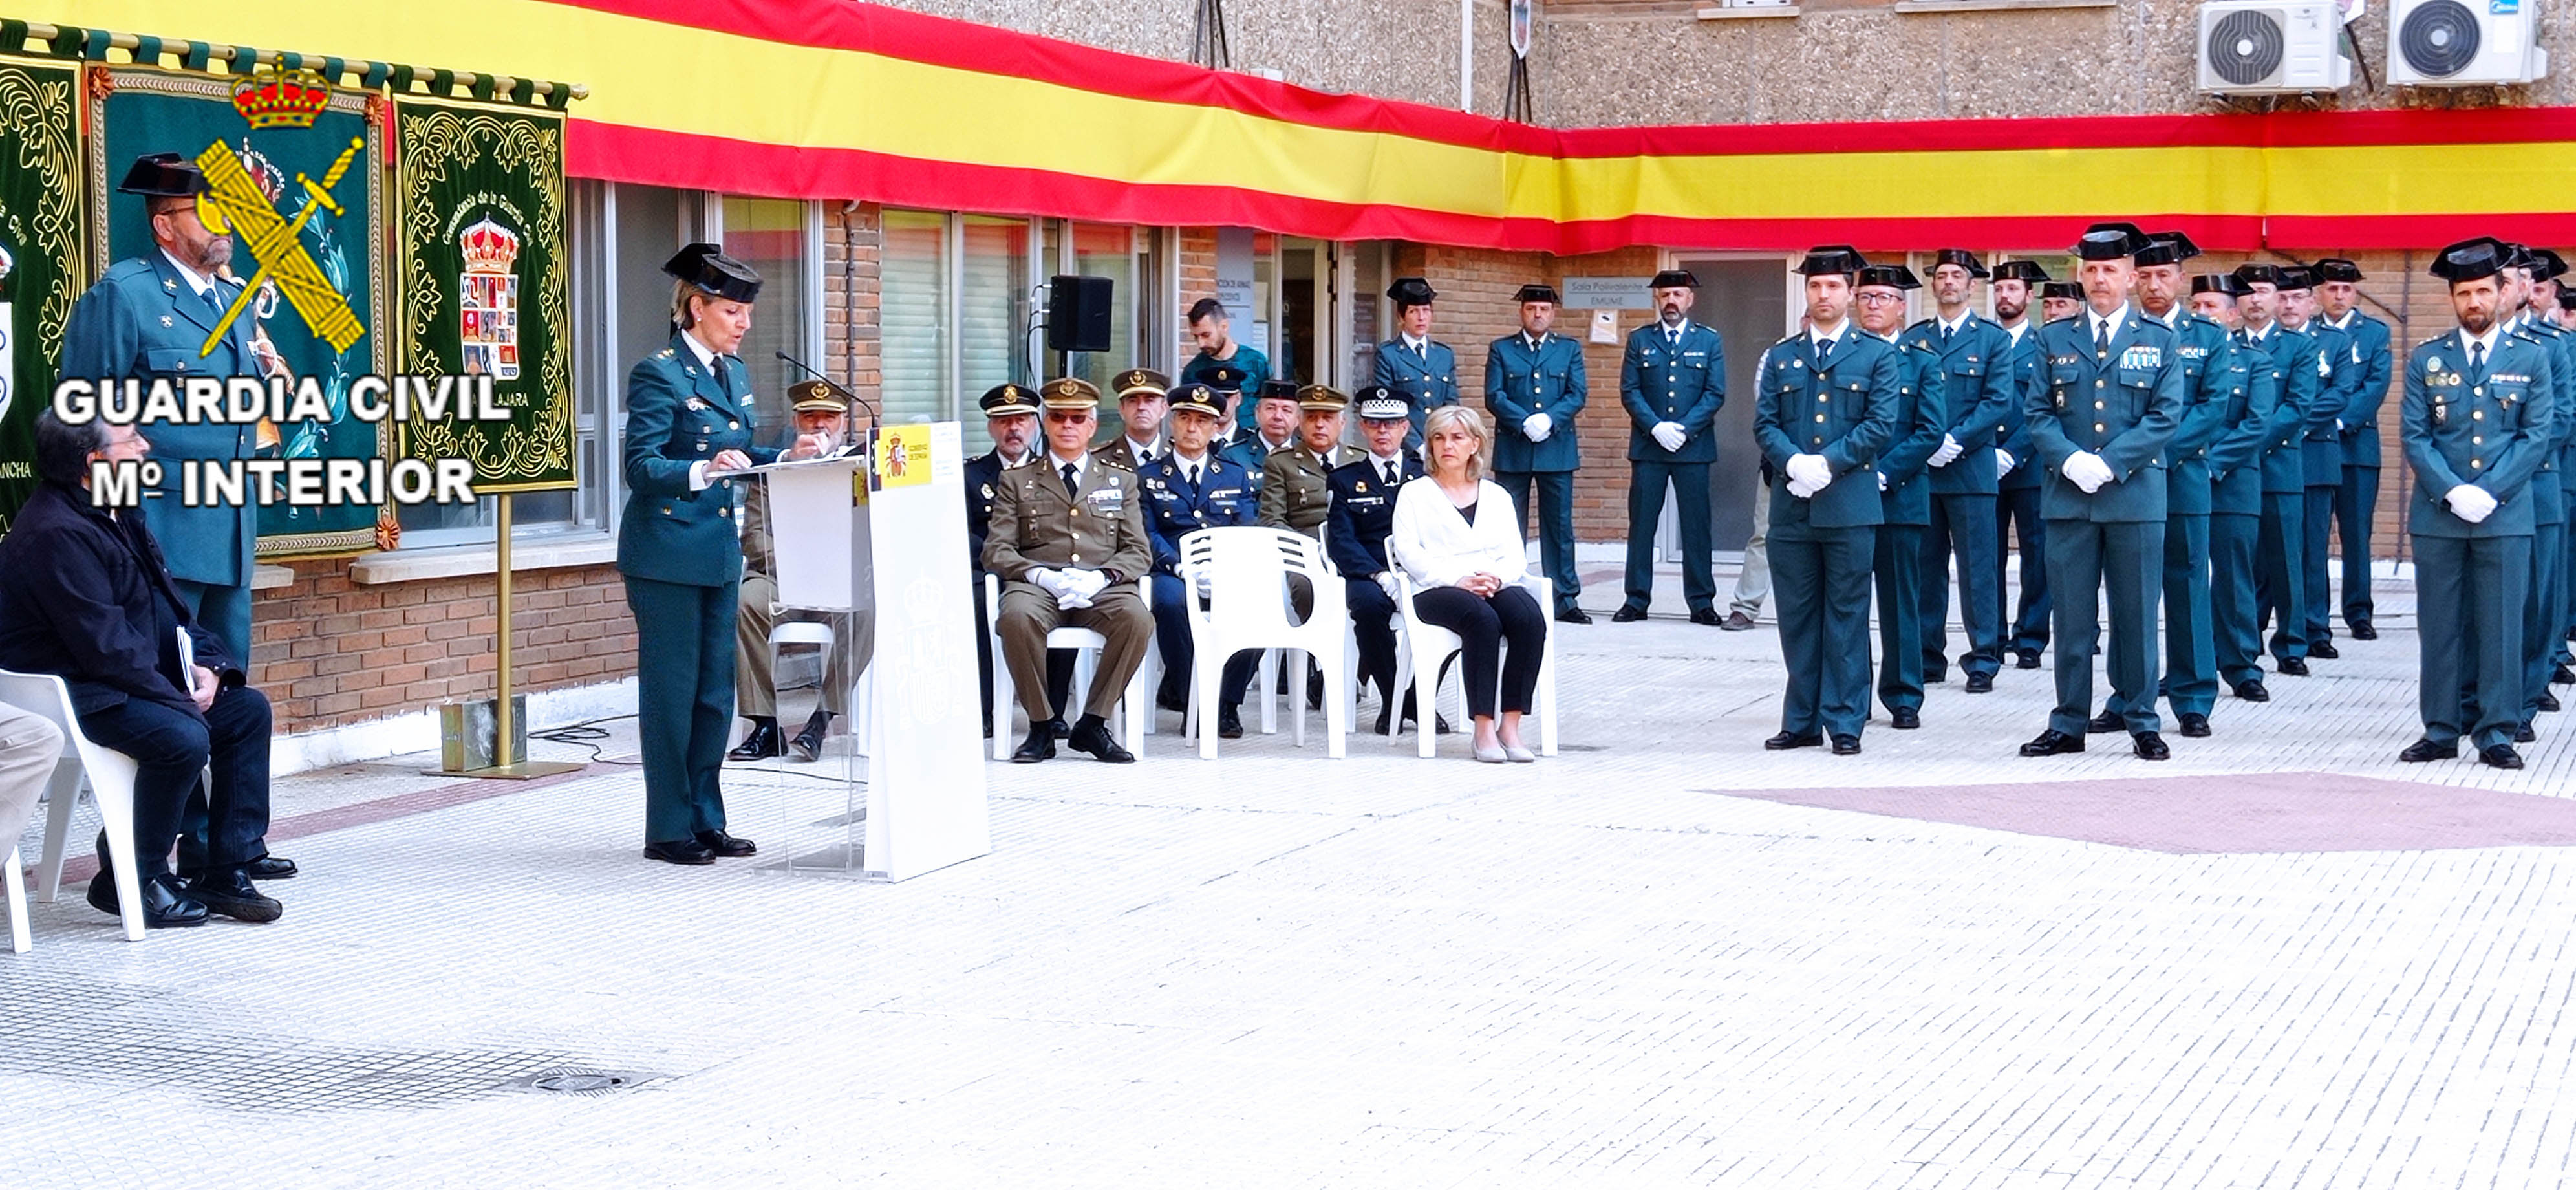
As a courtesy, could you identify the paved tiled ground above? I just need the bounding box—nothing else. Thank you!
[8,563,2576,1187]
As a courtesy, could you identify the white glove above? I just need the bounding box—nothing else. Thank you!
[1994,448,2017,479]
[1786,477,1820,499]
[2445,484,2499,524]
[1029,568,1064,596]
[1375,572,1401,600]
[1651,422,1688,453]
[2063,451,2116,494]
[1929,435,1964,468]
[1523,413,1552,442]
[1057,568,1107,608]
[1784,453,1832,492]
[1876,471,1890,492]
[1192,568,1214,597]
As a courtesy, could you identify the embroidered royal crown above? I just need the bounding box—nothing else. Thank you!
[229,65,333,130]
[459,218,522,275]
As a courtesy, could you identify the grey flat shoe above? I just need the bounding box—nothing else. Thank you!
[1473,744,1508,763]
[1503,744,1536,763]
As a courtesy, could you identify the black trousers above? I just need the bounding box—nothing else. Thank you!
[1348,577,1401,698]
[1411,584,1545,718]
[78,686,272,875]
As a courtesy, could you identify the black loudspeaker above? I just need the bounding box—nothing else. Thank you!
[1047,274,1114,354]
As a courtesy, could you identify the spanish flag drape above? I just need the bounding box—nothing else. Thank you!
[32,0,2576,251]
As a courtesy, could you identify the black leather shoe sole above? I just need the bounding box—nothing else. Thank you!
[1890,708,1920,730]
[1555,608,1593,625]
[2234,682,2271,702]
[2133,732,2171,761]
[2310,642,2341,660]
[2277,658,2310,676]
[2483,745,2526,770]
[2349,622,2377,640]
[2399,739,2459,763]
[2178,715,2212,737]
[194,887,283,923]
[1963,673,1994,693]
[1610,607,1648,622]
[695,831,757,858]
[1688,608,1722,626]
[242,855,298,880]
[1011,738,1055,763]
[1830,735,1862,755]
[643,839,716,865]
[2020,731,2086,757]
[1763,732,1823,750]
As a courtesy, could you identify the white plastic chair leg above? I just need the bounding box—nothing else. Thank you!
[1324,656,1349,760]
[1256,649,1280,735]
[1287,649,1309,748]
[1415,649,1445,760]
[1121,656,1148,759]
[1538,644,1560,757]
[990,642,1016,762]
[36,761,77,901]
[1196,649,1223,760]
[5,845,27,953]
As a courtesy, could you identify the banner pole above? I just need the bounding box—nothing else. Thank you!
[442,491,581,779]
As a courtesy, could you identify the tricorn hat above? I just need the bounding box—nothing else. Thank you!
[117,152,211,197]
[663,242,762,303]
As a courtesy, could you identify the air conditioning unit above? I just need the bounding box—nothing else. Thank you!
[2388,0,2548,85]
[2198,0,2354,94]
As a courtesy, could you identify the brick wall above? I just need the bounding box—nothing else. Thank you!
[250,559,637,733]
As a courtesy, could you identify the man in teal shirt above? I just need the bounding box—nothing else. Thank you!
[1181,298,1271,435]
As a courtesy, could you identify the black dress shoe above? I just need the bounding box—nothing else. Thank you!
[2234,680,2271,702]
[1689,607,1723,627]
[87,861,209,928]
[1890,707,1920,730]
[2132,731,2170,761]
[1218,706,1245,739]
[1925,667,1948,685]
[643,838,717,865]
[1721,611,1758,631]
[1011,726,1056,763]
[242,854,298,880]
[2543,691,2565,713]
[1611,605,1648,622]
[1156,684,1188,713]
[1830,734,1862,755]
[2516,721,2538,744]
[2178,713,2211,737]
[2483,744,2526,770]
[2310,640,2341,660]
[1306,670,1325,710]
[189,867,283,922]
[1374,701,1396,736]
[789,711,832,762]
[2350,622,2377,640]
[2087,708,2123,733]
[2557,664,2576,686]
[2399,737,2459,763]
[2015,649,2043,670]
[726,721,784,761]
[1763,731,1822,750]
[1556,607,1593,625]
[1964,672,1994,693]
[2020,729,2086,757]
[2277,656,2310,676]
[1066,717,1135,763]
[694,830,757,858]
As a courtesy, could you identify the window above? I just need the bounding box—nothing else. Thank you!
[721,196,815,451]
[881,208,950,429]
[960,215,1033,453]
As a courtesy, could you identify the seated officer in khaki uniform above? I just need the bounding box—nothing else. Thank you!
[731,380,874,763]
[983,378,1156,764]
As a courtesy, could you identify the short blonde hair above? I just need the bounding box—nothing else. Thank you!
[1421,404,1492,481]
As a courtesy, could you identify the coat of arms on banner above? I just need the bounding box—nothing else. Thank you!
[456,216,521,380]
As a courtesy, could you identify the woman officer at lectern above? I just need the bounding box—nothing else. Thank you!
[617,243,826,865]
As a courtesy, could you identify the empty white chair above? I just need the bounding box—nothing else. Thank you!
[1176,527,1349,759]
[985,573,1151,761]
[4,845,23,953]
[1389,574,1560,760]
[0,668,147,942]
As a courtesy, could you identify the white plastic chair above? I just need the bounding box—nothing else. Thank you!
[986,573,1152,761]
[5,845,23,953]
[1389,573,1561,760]
[0,669,147,942]
[1175,527,1351,759]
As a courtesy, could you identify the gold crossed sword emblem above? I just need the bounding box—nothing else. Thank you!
[191,136,367,358]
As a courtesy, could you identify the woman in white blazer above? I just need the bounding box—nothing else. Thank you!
[1389,405,1546,762]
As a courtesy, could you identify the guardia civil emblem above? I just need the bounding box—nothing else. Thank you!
[457,217,522,380]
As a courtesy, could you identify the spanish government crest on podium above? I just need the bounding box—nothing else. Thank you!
[457,217,521,380]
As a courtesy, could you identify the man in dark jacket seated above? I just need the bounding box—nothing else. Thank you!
[0,412,280,927]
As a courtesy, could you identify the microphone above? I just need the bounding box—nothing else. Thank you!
[774,351,879,422]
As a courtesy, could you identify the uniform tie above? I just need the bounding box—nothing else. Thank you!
[2094,319,2112,359]
[1666,326,1680,348]
[1940,324,1954,347]
[2471,340,2488,380]
[1061,462,1080,498]
[1384,462,1401,487]
[1815,336,1833,369]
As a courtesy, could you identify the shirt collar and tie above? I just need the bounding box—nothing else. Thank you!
[1664,320,1686,347]
[1937,310,1972,341]
[1402,334,1429,355]
[2460,323,2503,369]
[1172,451,1207,486]
[1051,449,1089,496]
[1523,332,1545,352]
[679,330,731,399]
[2003,321,2029,347]
[160,248,218,301]
[2090,305,2129,356]
[1810,319,1848,364]
[1127,436,1158,466]
[1371,451,1405,486]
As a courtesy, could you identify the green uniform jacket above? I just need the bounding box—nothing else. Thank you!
[2155,309,2237,517]
[2242,325,2324,495]
[2403,329,2555,539]
[56,253,263,587]
[1913,313,2017,495]
[1878,330,1951,527]
[1484,331,1589,473]
[2028,308,2184,523]
[2204,325,2273,517]
[616,334,780,587]
[1754,329,1901,530]
[1259,444,1358,537]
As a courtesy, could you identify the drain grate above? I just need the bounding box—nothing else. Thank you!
[501,1066,655,1097]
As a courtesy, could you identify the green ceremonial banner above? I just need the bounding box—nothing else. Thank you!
[90,64,387,557]
[0,52,82,539]
[392,96,572,493]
